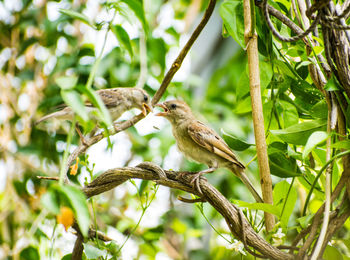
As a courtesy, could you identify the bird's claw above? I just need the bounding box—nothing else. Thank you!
[176,171,205,194]
[189,173,203,195]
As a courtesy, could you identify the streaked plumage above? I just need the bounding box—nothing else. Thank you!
[156,100,262,202]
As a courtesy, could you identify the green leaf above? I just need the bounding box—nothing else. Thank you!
[20,246,40,260]
[120,0,148,33]
[77,86,113,127]
[260,61,273,91]
[270,119,327,145]
[111,25,133,58]
[84,244,105,259]
[332,140,350,150]
[278,100,299,128]
[40,189,60,214]
[233,200,281,216]
[234,96,252,114]
[323,246,343,260]
[139,180,149,196]
[312,46,324,56]
[59,185,90,237]
[55,76,78,90]
[60,9,93,28]
[324,75,340,91]
[274,60,295,78]
[62,254,72,260]
[295,61,312,70]
[220,0,245,48]
[290,80,323,111]
[273,181,297,228]
[269,157,301,178]
[296,214,314,229]
[268,148,301,177]
[302,131,329,159]
[310,100,328,119]
[61,89,89,122]
[221,129,252,151]
[236,70,249,99]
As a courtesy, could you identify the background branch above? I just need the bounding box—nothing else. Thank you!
[151,0,217,105]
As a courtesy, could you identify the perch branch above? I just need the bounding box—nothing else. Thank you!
[82,163,293,259]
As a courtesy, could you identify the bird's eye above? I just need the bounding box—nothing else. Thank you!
[170,103,177,109]
[144,95,148,102]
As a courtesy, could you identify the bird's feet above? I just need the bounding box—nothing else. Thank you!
[178,168,216,194]
[189,172,205,194]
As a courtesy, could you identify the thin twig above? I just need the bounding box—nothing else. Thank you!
[151,0,217,105]
[37,176,59,181]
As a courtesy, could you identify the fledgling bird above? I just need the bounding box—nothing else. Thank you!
[155,100,263,203]
[36,87,152,142]
[36,87,152,125]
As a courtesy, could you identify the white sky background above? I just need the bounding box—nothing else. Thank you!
[0,0,231,258]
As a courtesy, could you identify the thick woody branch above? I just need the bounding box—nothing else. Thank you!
[72,223,84,260]
[83,163,292,259]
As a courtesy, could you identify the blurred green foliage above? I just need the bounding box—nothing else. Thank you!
[1,0,350,259]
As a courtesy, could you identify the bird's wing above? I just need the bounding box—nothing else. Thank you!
[188,121,245,168]
[85,89,124,108]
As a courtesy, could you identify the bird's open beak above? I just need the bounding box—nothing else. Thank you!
[154,103,168,117]
[142,103,152,116]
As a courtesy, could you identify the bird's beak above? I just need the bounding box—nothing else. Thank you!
[154,103,168,117]
[142,103,152,116]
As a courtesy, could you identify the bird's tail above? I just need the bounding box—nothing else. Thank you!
[229,164,264,203]
[35,109,72,125]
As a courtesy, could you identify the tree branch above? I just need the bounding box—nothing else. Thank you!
[244,0,275,231]
[82,163,293,259]
[151,0,217,105]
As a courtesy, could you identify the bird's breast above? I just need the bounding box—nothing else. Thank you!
[108,106,125,121]
[172,126,217,167]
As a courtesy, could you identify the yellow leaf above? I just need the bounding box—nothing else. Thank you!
[57,206,74,231]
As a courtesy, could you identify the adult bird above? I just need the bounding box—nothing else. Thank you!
[155,100,263,203]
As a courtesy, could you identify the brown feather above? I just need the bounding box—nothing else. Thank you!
[84,89,124,108]
[188,121,245,169]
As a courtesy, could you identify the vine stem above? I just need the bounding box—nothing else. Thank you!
[243,0,275,231]
[311,96,337,259]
